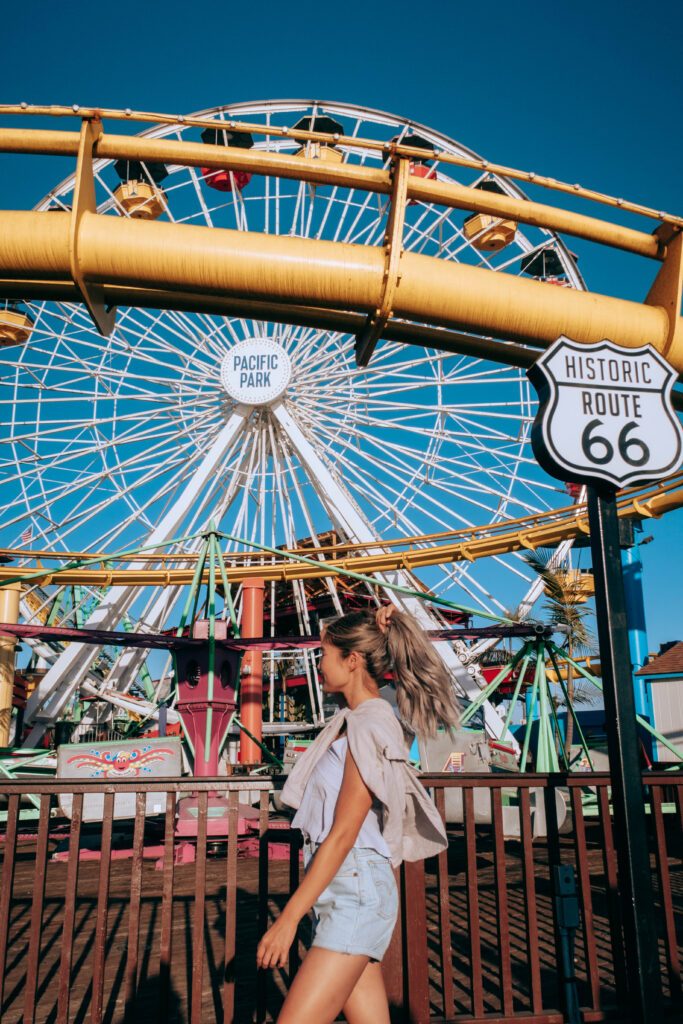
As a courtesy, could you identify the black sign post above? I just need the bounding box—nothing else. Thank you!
[528,336,683,1024]
[586,485,660,1022]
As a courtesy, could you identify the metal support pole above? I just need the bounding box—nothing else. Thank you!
[552,864,582,1024]
[586,487,661,1022]
[0,584,21,746]
[621,546,654,750]
[525,686,540,723]
[240,578,264,764]
[621,546,650,678]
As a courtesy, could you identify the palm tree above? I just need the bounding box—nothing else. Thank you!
[521,549,597,753]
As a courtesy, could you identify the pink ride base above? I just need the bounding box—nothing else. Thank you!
[173,796,294,861]
[175,792,257,838]
[49,812,295,864]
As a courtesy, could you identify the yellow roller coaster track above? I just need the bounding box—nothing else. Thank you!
[2,473,681,589]
[1,106,683,378]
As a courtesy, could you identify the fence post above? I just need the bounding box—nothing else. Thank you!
[402,859,430,1024]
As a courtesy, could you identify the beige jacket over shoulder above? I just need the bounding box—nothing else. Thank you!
[281,697,447,867]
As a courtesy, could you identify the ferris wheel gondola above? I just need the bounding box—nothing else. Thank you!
[0,101,587,745]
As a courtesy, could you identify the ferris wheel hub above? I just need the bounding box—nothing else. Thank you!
[220,338,292,406]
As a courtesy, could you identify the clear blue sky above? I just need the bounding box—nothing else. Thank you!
[2,0,682,653]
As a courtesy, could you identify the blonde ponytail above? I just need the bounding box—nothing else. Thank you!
[322,609,460,738]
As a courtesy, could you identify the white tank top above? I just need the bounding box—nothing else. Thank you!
[291,735,391,858]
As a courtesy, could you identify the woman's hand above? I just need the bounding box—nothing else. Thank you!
[257,752,373,971]
[256,911,299,970]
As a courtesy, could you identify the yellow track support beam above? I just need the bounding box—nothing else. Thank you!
[0,210,679,368]
[70,121,116,334]
[0,583,20,745]
[356,156,411,366]
[2,117,683,376]
[2,478,681,589]
[0,126,667,260]
[1,107,681,226]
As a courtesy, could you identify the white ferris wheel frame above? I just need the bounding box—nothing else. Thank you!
[1,100,587,747]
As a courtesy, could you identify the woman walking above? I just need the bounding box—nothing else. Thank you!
[256,605,460,1024]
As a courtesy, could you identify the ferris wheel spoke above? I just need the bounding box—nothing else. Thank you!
[340,187,384,246]
[147,429,261,545]
[341,397,529,423]
[428,472,550,519]
[190,431,259,541]
[352,365,528,390]
[404,207,453,255]
[172,308,231,354]
[286,325,345,369]
[437,560,511,614]
[307,408,447,455]
[11,101,587,743]
[33,319,216,384]
[65,463,194,548]
[314,182,345,241]
[267,418,324,718]
[288,179,306,237]
[1,412,215,497]
[3,407,220,455]
[115,305,222,366]
[310,407,443,460]
[318,429,515,530]
[23,407,252,741]
[437,230,498,270]
[432,447,542,495]
[229,173,249,233]
[184,165,215,227]
[348,212,387,248]
[310,435,447,531]
[16,417,226,549]
[276,426,344,616]
[9,451,183,544]
[269,421,299,548]
[271,402,382,547]
[442,368,530,386]
[303,183,319,240]
[229,420,263,548]
[241,425,269,555]
[402,212,450,257]
[432,447,554,507]
[325,362,491,392]
[21,583,59,625]
[357,345,442,374]
[329,181,369,243]
[269,416,351,668]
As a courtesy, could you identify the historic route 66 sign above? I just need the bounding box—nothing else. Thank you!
[528,336,683,490]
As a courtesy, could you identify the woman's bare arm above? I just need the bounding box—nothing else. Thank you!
[283,750,373,920]
[256,749,374,968]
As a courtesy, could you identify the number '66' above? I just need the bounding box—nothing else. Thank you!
[580,419,650,467]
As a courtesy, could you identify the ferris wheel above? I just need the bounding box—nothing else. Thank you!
[0,100,586,743]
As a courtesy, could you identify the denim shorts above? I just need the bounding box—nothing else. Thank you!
[302,840,399,961]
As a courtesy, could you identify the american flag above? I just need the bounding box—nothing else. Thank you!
[20,525,32,545]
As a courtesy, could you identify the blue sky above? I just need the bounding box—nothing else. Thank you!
[2,0,682,654]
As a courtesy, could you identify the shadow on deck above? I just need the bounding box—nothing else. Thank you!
[0,773,680,1023]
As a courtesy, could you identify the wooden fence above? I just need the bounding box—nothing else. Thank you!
[0,772,680,1023]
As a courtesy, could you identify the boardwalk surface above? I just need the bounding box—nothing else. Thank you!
[2,820,681,1022]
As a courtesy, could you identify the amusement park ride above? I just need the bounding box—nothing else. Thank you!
[0,98,681,840]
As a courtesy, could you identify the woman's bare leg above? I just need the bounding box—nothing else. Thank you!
[342,961,391,1024]
[276,947,370,1024]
